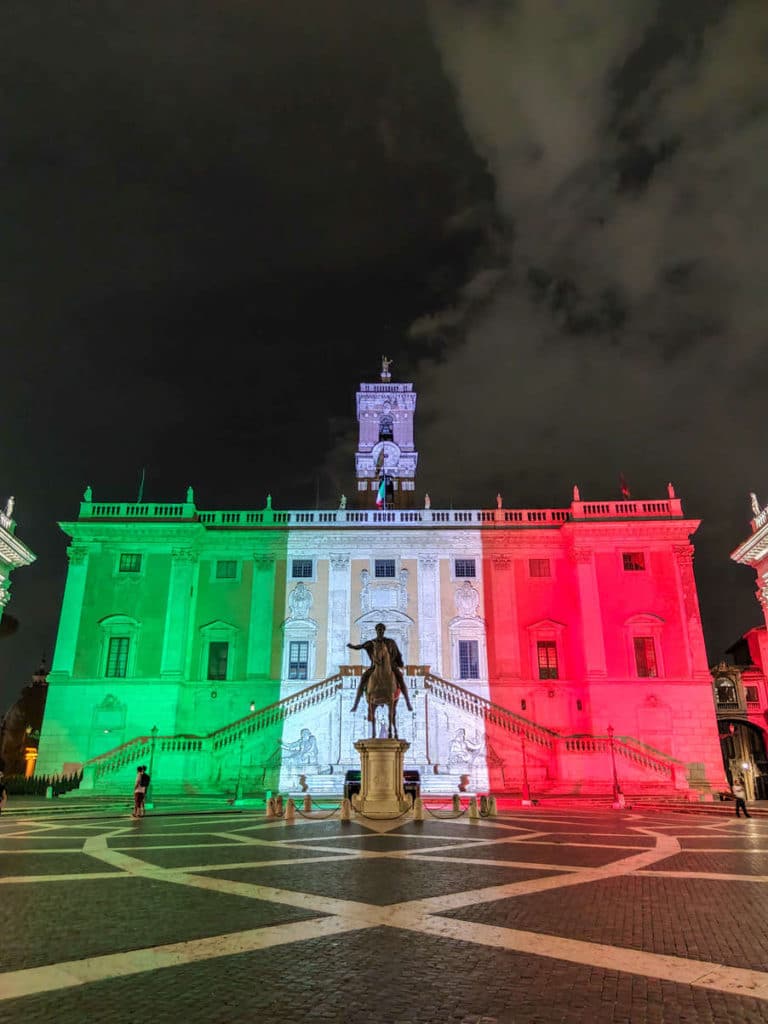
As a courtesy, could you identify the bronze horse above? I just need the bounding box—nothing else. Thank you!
[363,641,403,739]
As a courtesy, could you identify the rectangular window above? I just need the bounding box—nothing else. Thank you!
[537,640,559,679]
[746,685,759,703]
[374,559,396,578]
[291,559,313,579]
[634,636,658,677]
[105,637,130,678]
[119,553,142,573]
[288,641,309,681]
[458,639,479,680]
[207,641,229,681]
[454,558,476,578]
[529,558,551,578]
[623,552,645,572]
[215,560,237,579]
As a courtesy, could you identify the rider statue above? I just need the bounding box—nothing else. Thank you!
[348,623,413,714]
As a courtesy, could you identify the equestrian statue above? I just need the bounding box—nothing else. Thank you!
[348,623,413,739]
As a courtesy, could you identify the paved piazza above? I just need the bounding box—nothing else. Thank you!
[1,805,768,1023]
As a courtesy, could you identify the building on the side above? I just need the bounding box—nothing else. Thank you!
[0,660,49,777]
[0,496,36,625]
[714,494,768,799]
[37,366,727,800]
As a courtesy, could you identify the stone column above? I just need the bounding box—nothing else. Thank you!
[160,548,198,678]
[571,546,607,677]
[50,545,90,678]
[673,544,709,677]
[247,554,277,679]
[417,554,441,672]
[488,553,521,678]
[327,554,351,675]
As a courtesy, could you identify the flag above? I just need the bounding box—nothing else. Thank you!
[375,447,386,474]
[619,473,630,500]
[137,467,146,503]
[376,476,386,508]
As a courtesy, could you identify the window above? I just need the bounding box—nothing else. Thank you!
[215,560,237,580]
[746,685,759,704]
[288,641,309,681]
[537,641,559,680]
[520,699,527,711]
[105,637,130,678]
[633,636,657,678]
[291,559,313,579]
[119,553,142,573]
[454,559,476,579]
[374,559,396,578]
[379,416,393,441]
[529,558,551,578]
[576,699,583,711]
[207,641,229,681]
[458,639,479,680]
[623,552,645,572]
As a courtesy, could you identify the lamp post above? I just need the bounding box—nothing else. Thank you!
[235,733,245,805]
[521,732,532,805]
[145,725,158,810]
[607,724,620,804]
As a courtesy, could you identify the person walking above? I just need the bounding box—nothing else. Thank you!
[132,765,150,818]
[732,776,751,818]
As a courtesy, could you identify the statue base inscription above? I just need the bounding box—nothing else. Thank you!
[353,738,411,818]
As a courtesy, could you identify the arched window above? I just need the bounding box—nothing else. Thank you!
[379,415,394,441]
[97,615,141,679]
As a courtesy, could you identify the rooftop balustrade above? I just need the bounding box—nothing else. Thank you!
[76,497,684,527]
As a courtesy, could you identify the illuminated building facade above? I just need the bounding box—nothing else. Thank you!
[0,495,36,625]
[37,369,726,799]
[715,495,768,799]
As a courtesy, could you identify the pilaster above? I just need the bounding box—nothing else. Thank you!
[160,548,198,678]
[673,543,710,677]
[571,546,607,677]
[50,545,90,678]
[247,554,277,679]
[417,554,441,673]
[327,554,351,675]
[487,553,521,678]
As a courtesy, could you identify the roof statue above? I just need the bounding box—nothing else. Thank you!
[750,492,761,516]
[572,484,580,502]
[380,355,392,380]
[83,485,93,502]
[667,482,676,499]
[5,496,14,519]
[186,486,194,504]
[496,492,503,510]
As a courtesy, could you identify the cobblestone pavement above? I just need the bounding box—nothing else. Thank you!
[2,805,768,1023]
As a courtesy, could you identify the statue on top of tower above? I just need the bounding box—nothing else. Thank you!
[750,492,761,516]
[381,355,393,380]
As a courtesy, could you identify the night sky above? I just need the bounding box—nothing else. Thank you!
[2,1,767,710]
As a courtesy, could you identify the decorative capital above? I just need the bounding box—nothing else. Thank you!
[569,547,592,565]
[419,555,438,570]
[171,548,198,563]
[253,554,275,570]
[491,554,511,571]
[329,554,350,571]
[67,545,89,566]
[673,544,694,567]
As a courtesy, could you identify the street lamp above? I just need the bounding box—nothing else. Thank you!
[607,724,620,803]
[521,732,532,805]
[234,733,245,805]
[145,725,158,810]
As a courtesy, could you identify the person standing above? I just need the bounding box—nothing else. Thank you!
[732,776,751,818]
[132,765,150,818]
[0,771,7,815]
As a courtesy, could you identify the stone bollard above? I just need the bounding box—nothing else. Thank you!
[285,797,296,822]
[488,796,498,817]
[480,795,488,816]
[452,793,461,813]
[275,795,283,816]
[340,798,352,821]
[266,796,276,818]
[303,795,312,813]
[469,796,479,820]
[413,797,425,821]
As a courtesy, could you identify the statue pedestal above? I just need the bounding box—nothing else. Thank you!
[353,739,411,818]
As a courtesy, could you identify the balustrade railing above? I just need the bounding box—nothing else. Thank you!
[561,735,678,777]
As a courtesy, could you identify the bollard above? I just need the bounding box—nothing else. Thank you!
[413,797,425,821]
[480,795,488,816]
[266,796,276,818]
[452,793,461,813]
[275,795,284,816]
[303,794,312,813]
[340,797,352,821]
[285,797,296,822]
[469,795,479,820]
[488,795,498,817]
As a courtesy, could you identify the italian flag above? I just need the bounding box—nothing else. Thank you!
[376,477,386,508]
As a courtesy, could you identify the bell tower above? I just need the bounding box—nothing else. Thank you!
[354,358,418,508]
